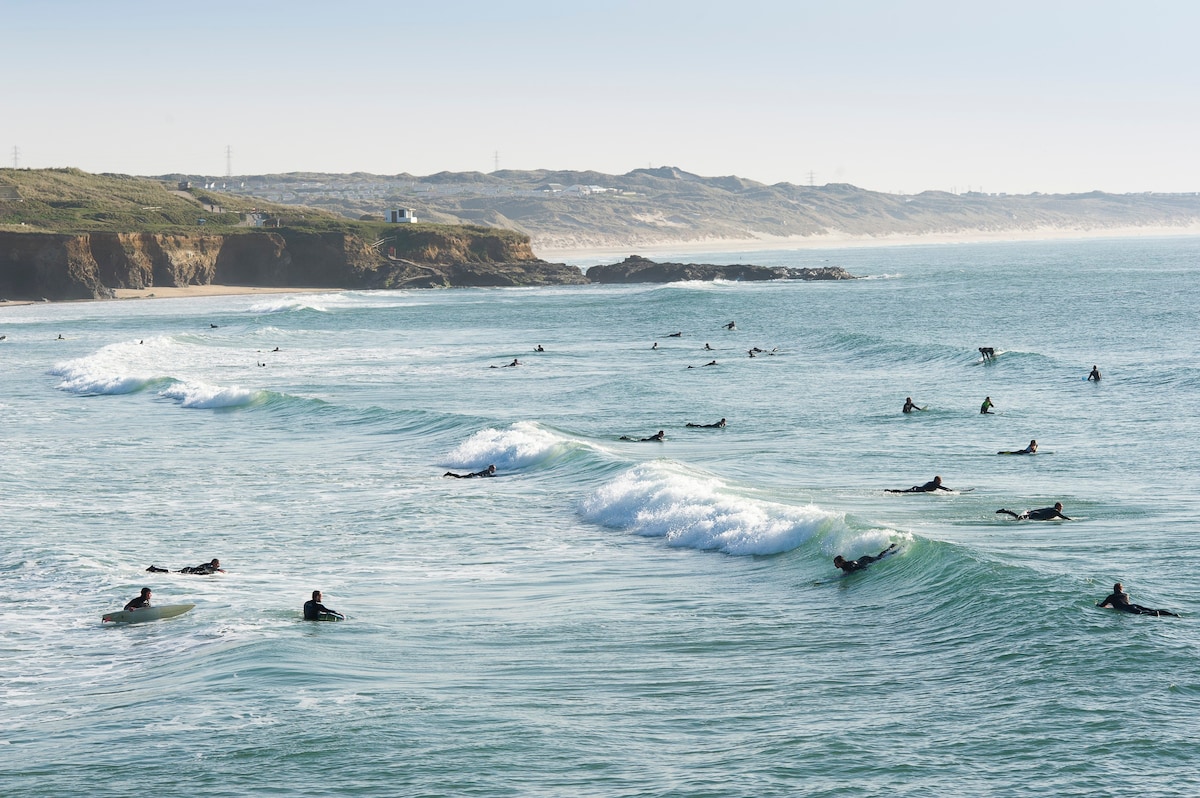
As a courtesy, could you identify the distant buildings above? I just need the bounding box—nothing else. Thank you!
[387,208,417,224]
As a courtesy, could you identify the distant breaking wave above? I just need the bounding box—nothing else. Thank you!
[442,421,585,471]
[157,381,263,409]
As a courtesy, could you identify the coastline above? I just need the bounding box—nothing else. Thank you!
[534,223,1200,263]
[0,284,339,309]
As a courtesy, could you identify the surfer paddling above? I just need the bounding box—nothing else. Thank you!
[886,476,953,493]
[686,418,726,428]
[980,396,995,414]
[124,587,152,611]
[620,430,666,442]
[1000,439,1038,455]
[834,544,899,574]
[443,464,497,478]
[1097,583,1177,617]
[303,590,344,621]
[146,558,225,575]
[902,397,926,413]
[995,502,1071,521]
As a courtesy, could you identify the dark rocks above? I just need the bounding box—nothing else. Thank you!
[585,255,858,284]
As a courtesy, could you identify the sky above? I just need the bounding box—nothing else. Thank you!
[3,0,1199,194]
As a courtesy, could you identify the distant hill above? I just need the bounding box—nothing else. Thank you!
[172,167,1200,251]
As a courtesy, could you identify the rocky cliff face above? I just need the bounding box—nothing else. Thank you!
[0,229,579,300]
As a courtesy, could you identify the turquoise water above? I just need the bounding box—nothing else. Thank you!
[2,236,1199,797]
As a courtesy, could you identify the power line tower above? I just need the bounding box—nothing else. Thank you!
[493,150,500,172]
[225,145,233,179]
[807,170,816,187]
[12,146,19,169]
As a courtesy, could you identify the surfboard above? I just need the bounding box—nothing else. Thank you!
[997,450,1033,455]
[314,612,345,622]
[102,603,195,624]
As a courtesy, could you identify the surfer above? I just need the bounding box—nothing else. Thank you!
[124,587,152,611]
[980,396,995,414]
[56,334,64,340]
[534,345,545,352]
[1088,365,1101,381]
[651,342,658,350]
[702,360,717,367]
[902,397,925,413]
[621,430,666,442]
[668,332,682,337]
[995,502,1071,521]
[1000,439,1038,455]
[704,343,713,351]
[686,418,726,428]
[303,590,344,621]
[443,464,497,478]
[723,321,736,330]
[834,544,899,574]
[979,347,995,360]
[504,359,520,367]
[886,476,952,493]
[179,558,225,575]
[1097,583,1177,617]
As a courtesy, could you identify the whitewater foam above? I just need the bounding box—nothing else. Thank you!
[442,422,578,471]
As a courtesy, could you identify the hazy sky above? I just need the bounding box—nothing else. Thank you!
[4,0,1198,194]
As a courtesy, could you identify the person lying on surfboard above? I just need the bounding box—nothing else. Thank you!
[443,464,497,478]
[999,440,1038,455]
[124,587,152,611]
[145,558,225,574]
[1097,582,1177,616]
[834,544,899,574]
[902,397,926,413]
[686,418,726,428]
[303,590,344,621]
[995,502,1071,521]
[886,476,953,493]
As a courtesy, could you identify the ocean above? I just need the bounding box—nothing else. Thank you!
[2,235,1198,797]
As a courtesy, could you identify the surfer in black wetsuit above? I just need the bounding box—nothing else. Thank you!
[995,502,1070,520]
[1088,365,1101,381]
[303,590,344,621]
[902,397,925,413]
[1000,439,1038,455]
[724,321,736,330]
[834,544,899,574]
[1097,583,1177,617]
[621,430,666,442]
[886,476,953,493]
[443,464,497,478]
[179,558,225,575]
[124,587,152,611]
[686,418,726,428]
[668,332,682,337]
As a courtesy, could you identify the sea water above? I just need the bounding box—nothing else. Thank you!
[1,236,1198,797]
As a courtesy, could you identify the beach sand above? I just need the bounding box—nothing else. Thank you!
[1,284,337,309]
[533,224,1200,263]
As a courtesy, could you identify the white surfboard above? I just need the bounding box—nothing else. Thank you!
[102,603,195,624]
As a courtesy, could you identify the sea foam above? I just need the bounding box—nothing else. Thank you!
[580,463,840,556]
[158,381,261,409]
[442,422,576,471]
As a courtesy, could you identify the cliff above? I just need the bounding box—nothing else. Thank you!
[586,255,858,283]
[0,229,584,301]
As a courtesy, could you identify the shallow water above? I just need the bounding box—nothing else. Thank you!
[2,236,1199,797]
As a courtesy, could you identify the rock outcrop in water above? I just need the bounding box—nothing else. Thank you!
[585,255,858,284]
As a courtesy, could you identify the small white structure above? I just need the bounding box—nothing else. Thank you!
[387,208,418,224]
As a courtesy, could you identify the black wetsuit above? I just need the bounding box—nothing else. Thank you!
[303,600,342,620]
[179,562,222,575]
[1098,591,1177,617]
[444,468,495,478]
[888,480,950,493]
[836,545,898,574]
[124,595,151,611]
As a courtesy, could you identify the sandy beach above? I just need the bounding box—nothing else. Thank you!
[534,223,1200,263]
[0,284,338,309]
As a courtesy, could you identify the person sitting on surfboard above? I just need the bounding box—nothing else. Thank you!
[995,502,1071,521]
[1097,583,1177,616]
[886,476,953,493]
[124,587,152,611]
[686,418,726,428]
[443,464,497,478]
[1088,365,1101,381]
[980,396,995,414]
[902,397,925,413]
[834,544,899,574]
[303,590,344,621]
